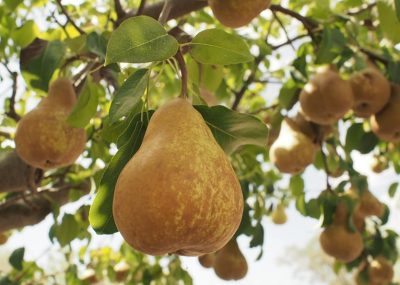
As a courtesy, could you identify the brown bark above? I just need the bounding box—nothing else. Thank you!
[0,181,90,233]
[0,151,43,193]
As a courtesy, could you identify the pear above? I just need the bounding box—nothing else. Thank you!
[299,67,354,125]
[334,202,365,232]
[370,155,388,174]
[349,188,385,218]
[368,257,394,284]
[319,224,364,263]
[0,233,8,245]
[269,118,317,174]
[208,0,271,28]
[293,110,333,143]
[213,239,248,280]
[15,78,86,169]
[355,273,380,285]
[198,253,216,268]
[271,204,287,225]
[371,85,400,142]
[350,68,391,118]
[113,98,243,256]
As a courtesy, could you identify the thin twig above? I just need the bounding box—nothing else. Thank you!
[55,0,85,35]
[347,2,376,16]
[136,0,147,16]
[270,4,319,33]
[5,71,21,122]
[174,50,188,98]
[114,0,127,20]
[270,34,310,50]
[272,11,296,51]
[320,144,332,191]
[249,104,279,115]
[158,0,174,25]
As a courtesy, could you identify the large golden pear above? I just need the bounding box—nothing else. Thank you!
[113,98,243,256]
[269,118,317,174]
[15,78,86,169]
[319,223,364,263]
[299,67,354,125]
[371,85,400,142]
[368,257,394,284]
[350,68,391,118]
[213,239,248,280]
[208,0,271,28]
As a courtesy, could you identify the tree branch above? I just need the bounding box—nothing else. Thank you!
[114,0,127,20]
[270,4,319,33]
[55,0,85,35]
[0,181,90,233]
[3,69,21,122]
[136,0,147,16]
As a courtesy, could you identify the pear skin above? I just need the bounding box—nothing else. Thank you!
[350,68,391,118]
[15,78,86,169]
[198,253,216,268]
[269,118,317,174]
[208,0,271,28]
[213,239,248,280]
[319,223,364,263]
[349,188,385,218]
[299,67,354,125]
[271,204,287,225]
[371,85,400,142]
[368,257,394,284]
[370,156,388,174]
[293,110,333,143]
[0,233,8,245]
[113,98,243,256]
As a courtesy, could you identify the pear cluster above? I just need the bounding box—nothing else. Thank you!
[15,78,86,169]
[198,239,248,281]
[319,188,385,263]
[208,0,272,28]
[269,65,395,175]
[113,98,244,256]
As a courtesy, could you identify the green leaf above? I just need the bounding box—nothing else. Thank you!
[377,0,400,43]
[194,105,268,154]
[290,175,304,197]
[396,0,400,21]
[315,28,346,64]
[54,214,81,247]
[89,112,153,234]
[12,20,38,47]
[109,69,149,123]
[105,16,179,64]
[9,247,25,271]
[249,222,264,248]
[21,40,66,91]
[67,77,99,128]
[86,32,108,59]
[189,29,253,65]
[345,123,377,154]
[389,182,398,198]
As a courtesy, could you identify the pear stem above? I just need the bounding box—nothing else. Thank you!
[320,143,332,191]
[174,50,188,99]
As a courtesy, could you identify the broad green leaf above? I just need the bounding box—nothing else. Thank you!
[54,214,81,246]
[290,175,304,197]
[67,77,99,128]
[316,28,346,64]
[249,222,264,248]
[9,247,25,271]
[89,112,153,234]
[86,32,107,59]
[109,69,149,123]
[389,182,398,197]
[105,16,179,65]
[12,20,38,47]
[396,0,400,21]
[21,40,66,91]
[189,29,253,65]
[194,105,268,154]
[345,123,377,154]
[377,0,400,43]
[187,57,224,92]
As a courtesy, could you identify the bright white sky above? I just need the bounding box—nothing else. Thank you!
[1,2,400,285]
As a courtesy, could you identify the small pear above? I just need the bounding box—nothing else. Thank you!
[271,204,287,225]
[371,85,400,142]
[208,0,271,28]
[299,67,354,125]
[319,224,364,263]
[370,156,388,174]
[269,118,317,174]
[350,68,391,117]
[113,98,243,256]
[198,253,216,268]
[213,239,248,280]
[15,78,86,169]
[0,233,8,245]
[368,257,394,284]
[293,110,333,143]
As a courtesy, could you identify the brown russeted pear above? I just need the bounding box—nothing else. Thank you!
[293,110,333,143]
[113,98,243,256]
[368,257,394,284]
[371,85,400,142]
[299,67,354,125]
[319,203,364,263]
[198,253,216,268]
[349,188,385,218]
[271,203,287,225]
[213,239,248,281]
[350,68,391,118]
[208,0,271,28]
[269,118,317,174]
[15,78,86,169]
